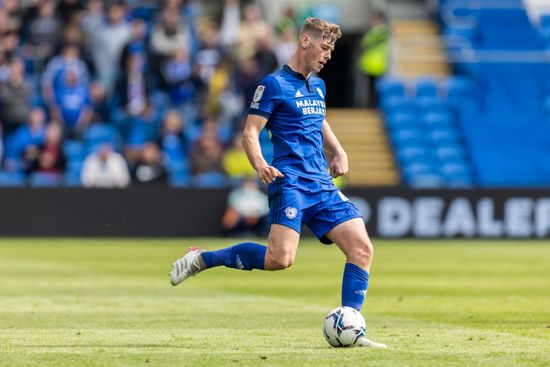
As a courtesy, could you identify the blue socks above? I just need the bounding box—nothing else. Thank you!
[341,262,369,311]
[201,242,267,271]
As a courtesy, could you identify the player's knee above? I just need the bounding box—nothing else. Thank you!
[265,252,294,270]
[348,240,373,266]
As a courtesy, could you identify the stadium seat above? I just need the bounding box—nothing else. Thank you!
[408,173,445,188]
[428,128,461,145]
[191,172,228,188]
[435,146,467,163]
[0,171,25,187]
[29,172,62,187]
[386,113,421,131]
[391,129,425,148]
[381,96,417,116]
[396,146,430,165]
[83,124,122,154]
[417,98,451,115]
[415,77,439,99]
[64,171,82,187]
[63,140,84,162]
[421,112,454,129]
[376,77,407,99]
[169,171,191,188]
[402,162,437,179]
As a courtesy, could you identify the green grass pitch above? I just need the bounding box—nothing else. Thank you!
[0,238,549,366]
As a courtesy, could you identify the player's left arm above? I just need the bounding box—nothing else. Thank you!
[322,119,348,177]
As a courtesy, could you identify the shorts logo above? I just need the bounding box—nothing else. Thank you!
[285,207,298,219]
[338,191,349,202]
[316,87,324,99]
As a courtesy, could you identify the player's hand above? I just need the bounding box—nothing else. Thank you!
[329,152,348,178]
[257,165,284,184]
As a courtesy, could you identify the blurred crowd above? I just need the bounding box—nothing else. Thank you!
[0,0,303,187]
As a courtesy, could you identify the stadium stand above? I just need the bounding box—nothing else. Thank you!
[380,0,550,187]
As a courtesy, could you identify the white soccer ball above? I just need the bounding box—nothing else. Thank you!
[323,306,366,347]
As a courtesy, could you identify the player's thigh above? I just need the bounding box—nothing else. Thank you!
[266,224,300,266]
[325,218,373,264]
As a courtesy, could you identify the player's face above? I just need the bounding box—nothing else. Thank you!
[305,36,334,73]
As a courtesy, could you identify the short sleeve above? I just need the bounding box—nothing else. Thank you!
[248,76,281,119]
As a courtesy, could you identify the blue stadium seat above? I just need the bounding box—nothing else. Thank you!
[402,162,437,179]
[376,77,407,99]
[0,171,25,187]
[392,129,425,148]
[386,113,421,131]
[435,146,467,163]
[415,77,439,99]
[169,171,191,188]
[396,146,430,165]
[83,124,121,154]
[421,112,454,129]
[63,140,84,162]
[64,171,82,187]
[381,96,417,116]
[408,173,445,188]
[428,128,461,145]
[29,172,62,187]
[191,172,228,188]
[417,98,451,115]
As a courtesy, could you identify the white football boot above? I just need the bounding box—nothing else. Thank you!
[170,247,206,286]
[357,336,388,349]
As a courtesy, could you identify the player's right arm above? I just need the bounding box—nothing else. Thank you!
[242,114,284,184]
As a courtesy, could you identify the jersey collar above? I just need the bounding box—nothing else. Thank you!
[283,64,308,80]
[283,65,313,92]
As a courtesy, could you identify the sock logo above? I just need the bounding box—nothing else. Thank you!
[235,255,244,270]
[354,289,367,296]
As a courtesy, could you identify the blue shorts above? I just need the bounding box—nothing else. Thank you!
[268,174,361,244]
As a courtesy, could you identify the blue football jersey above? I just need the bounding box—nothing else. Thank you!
[249,65,332,184]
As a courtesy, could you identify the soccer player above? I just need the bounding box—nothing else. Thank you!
[170,17,386,348]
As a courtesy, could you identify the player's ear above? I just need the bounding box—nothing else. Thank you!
[301,33,310,49]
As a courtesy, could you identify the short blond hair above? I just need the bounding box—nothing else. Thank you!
[300,17,342,46]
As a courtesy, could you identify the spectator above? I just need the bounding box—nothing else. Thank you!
[116,53,149,116]
[55,0,83,28]
[124,102,161,164]
[222,132,256,179]
[191,126,224,175]
[41,44,90,105]
[51,67,92,138]
[150,7,191,63]
[81,143,130,188]
[159,109,187,165]
[238,3,270,60]
[254,29,279,76]
[34,123,66,174]
[194,21,222,83]
[92,1,131,94]
[359,11,390,108]
[89,81,109,123]
[221,177,269,237]
[236,56,262,113]
[219,0,240,50]
[120,18,149,73]
[24,0,62,62]
[275,27,297,67]
[131,142,168,186]
[4,107,47,172]
[2,0,22,33]
[0,58,31,136]
[160,45,196,105]
[1,31,22,60]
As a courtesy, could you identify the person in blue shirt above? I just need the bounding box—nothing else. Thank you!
[169,18,386,349]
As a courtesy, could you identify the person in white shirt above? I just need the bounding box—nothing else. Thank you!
[81,143,130,188]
